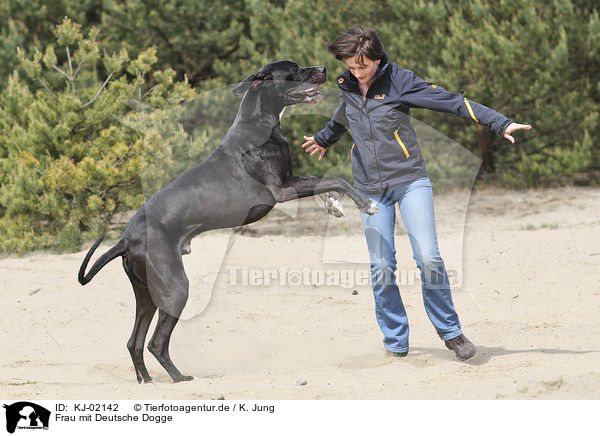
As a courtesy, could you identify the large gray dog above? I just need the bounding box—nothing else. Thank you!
[78,60,376,383]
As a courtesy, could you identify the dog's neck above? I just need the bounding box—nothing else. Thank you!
[237,88,285,126]
[222,88,287,150]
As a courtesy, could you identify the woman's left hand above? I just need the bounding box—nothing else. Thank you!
[301,135,327,161]
[503,122,532,143]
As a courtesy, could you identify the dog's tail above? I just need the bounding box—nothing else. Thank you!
[78,234,126,285]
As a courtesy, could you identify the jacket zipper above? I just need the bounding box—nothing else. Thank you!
[460,89,479,123]
[344,62,389,190]
[393,130,410,158]
[364,98,384,188]
[364,70,389,189]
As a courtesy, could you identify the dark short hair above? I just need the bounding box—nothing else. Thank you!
[326,26,385,65]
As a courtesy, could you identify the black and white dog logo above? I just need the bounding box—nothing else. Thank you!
[3,402,50,434]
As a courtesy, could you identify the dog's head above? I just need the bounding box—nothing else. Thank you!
[232,60,326,106]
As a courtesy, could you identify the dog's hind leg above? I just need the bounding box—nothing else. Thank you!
[144,244,194,382]
[148,309,194,382]
[124,270,157,384]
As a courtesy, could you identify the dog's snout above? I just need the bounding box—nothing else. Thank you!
[313,66,326,83]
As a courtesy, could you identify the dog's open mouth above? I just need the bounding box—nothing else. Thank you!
[289,84,322,104]
[303,85,320,96]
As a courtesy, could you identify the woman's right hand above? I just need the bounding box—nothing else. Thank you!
[302,135,326,161]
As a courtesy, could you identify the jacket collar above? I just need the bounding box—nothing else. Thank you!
[335,51,391,93]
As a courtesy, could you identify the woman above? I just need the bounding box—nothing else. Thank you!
[302,26,531,360]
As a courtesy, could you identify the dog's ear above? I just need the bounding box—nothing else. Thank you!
[232,69,272,96]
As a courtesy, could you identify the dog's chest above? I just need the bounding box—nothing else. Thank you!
[240,128,293,185]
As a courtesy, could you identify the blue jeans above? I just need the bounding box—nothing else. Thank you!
[359,176,462,352]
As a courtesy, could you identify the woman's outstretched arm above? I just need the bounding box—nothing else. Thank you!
[397,69,531,140]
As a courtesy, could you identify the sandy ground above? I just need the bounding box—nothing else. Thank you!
[1,185,599,400]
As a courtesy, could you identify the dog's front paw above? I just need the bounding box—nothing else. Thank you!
[361,201,378,216]
[320,193,345,218]
[328,198,345,218]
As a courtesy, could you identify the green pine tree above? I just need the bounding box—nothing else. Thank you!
[0,18,198,254]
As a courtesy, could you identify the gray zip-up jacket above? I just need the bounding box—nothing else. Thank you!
[313,52,513,192]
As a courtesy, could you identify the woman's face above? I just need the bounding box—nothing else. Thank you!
[344,55,381,86]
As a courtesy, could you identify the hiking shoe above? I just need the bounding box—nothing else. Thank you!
[444,334,477,360]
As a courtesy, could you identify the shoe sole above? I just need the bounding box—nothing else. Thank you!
[456,350,476,360]
[444,342,476,360]
[385,351,408,358]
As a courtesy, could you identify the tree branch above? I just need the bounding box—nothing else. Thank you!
[66,44,76,97]
[79,72,114,110]
[37,78,54,95]
[143,84,160,97]
[167,94,183,104]
[53,64,71,79]
[73,60,85,80]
